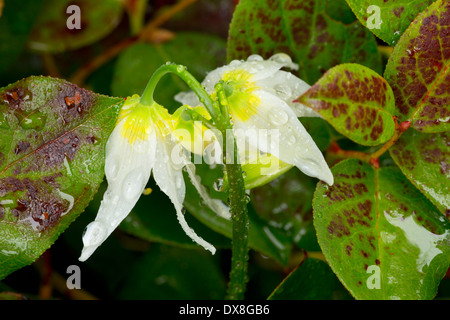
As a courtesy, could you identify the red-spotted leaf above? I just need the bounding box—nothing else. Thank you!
[345,0,435,46]
[0,76,123,279]
[313,159,450,300]
[298,63,396,146]
[390,130,449,216]
[384,0,450,133]
[227,0,382,84]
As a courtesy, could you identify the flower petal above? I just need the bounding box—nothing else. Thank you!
[153,135,216,254]
[257,70,320,118]
[79,123,157,261]
[232,90,334,185]
[184,162,230,220]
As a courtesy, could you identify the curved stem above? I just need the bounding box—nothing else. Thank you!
[140,64,220,121]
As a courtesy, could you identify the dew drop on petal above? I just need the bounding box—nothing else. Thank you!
[122,170,146,201]
[105,159,119,180]
[270,109,289,126]
[247,54,263,62]
[175,176,183,189]
[274,84,292,100]
[82,221,107,246]
[269,53,292,65]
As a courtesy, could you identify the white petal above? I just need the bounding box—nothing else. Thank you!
[232,90,334,185]
[257,70,320,118]
[184,162,230,220]
[153,135,216,254]
[79,123,156,262]
[174,91,200,107]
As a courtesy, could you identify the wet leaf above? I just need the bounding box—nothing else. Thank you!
[345,0,435,46]
[268,257,336,300]
[384,0,450,133]
[183,163,293,265]
[298,63,396,146]
[0,0,44,75]
[227,0,382,84]
[112,32,226,111]
[28,0,123,53]
[313,159,450,300]
[250,169,320,251]
[390,130,450,216]
[117,244,226,299]
[0,76,123,279]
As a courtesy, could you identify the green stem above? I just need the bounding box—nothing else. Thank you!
[215,82,249,300]
[140,63,220,121]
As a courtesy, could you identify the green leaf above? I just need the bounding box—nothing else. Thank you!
[183,163,293,265]
[0,76,123,279]
[384,0,450,133]
[0,0,44,75]
[390,130,450,216]
[227,0,382,84]
[345,0,435,46]
[313,159,450,299]
[268,257,336,300]
[250,169,320,251]
[117,244,226,299]
[28,0,123,53]
[298,63,396,146]
[112,32,226,111]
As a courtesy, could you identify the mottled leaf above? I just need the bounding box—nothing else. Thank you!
[112,32,226,111]
[345,0,435,46]
[0,0,44,75]
[314,159,450,300]
[0,76,123,279]
[268,257,336,300]
[390,130,450,216]
[28,0,123,53]
[384,0,450,132]
[299,63,396,146]
[227,0,382,84]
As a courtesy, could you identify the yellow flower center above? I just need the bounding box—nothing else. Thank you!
[221,69,260,122]
[118,94,175,145]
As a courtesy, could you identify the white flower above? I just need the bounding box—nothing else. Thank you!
[176,54,334,186]
[79,95,229,262]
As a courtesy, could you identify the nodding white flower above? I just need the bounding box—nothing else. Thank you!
[79,95,229,262]
[176,53,334,186]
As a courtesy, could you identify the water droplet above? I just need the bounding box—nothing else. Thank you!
[82,221,107,246]
[269,53,292,65]
[289,136,296,145]
[269,109,289,126]
[122,170,145,200]
[177,65,186,73]
[175,176,183,189]
[105,158,119,180]
[247,54,263,62]
[20,112,46,130]
[274,84,292,100]
[213,178,224,192]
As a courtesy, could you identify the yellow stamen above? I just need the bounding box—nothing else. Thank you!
[221,69,260,122]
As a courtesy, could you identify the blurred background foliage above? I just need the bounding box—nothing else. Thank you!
[1,0,448,300]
